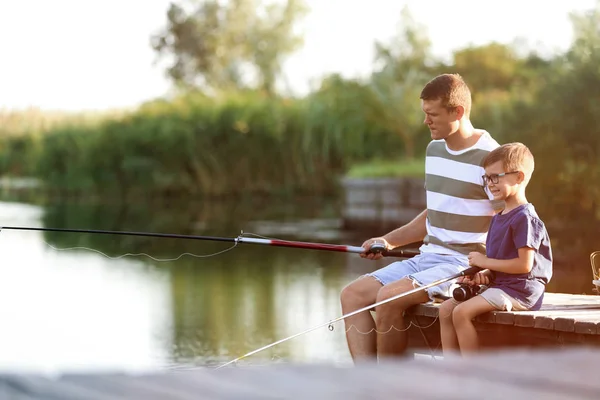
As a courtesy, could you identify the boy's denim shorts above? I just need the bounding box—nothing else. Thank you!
[366,252,469,300]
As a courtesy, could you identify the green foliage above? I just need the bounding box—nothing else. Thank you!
[303,74,407,162]
[15,91,368,198]
[499,3,600,220]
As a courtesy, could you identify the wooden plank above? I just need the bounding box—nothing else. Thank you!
[0,375,117,400]
[408,303,439,318]
[551,311,600,332]
[60,374,204,400]
[514,311,537,327]
[475,310,496,323]
[574,316,600,335]
[513,310,591,330]
[542,293,600,306]
[408,292,600,335]
[534,313,558,330]
[0,377,48,400]
[1,348,600,399]
[368,358,582,400]
[436,347,600,398]
[528,310,600,332]
[492,311,516,325]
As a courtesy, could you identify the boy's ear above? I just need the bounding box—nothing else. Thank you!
[517,171,525,183]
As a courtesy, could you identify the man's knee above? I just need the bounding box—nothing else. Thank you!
[375,277,425,311]
[340,276,380,309]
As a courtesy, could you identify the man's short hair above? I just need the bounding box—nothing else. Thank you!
[420,74,472,117]
[483,142,535,181]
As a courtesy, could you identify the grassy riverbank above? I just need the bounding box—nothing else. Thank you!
[345,158,424,179]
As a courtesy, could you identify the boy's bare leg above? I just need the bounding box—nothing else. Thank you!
[438,299,460,354]
[375,277,430,358]
[452,296,496,354]
[340,276,382,361]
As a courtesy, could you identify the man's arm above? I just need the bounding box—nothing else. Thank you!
[359,210,427,260]
[382,209,428,248]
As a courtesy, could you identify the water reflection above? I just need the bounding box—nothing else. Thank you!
[0,201,172,374]
[165,247,356,367]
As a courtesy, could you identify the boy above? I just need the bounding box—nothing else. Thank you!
[438,142,553,355]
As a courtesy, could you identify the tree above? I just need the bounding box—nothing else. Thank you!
[452,43,520,96]
[367,6,433,159]
[504,1,600,220]
[151,0,308,95]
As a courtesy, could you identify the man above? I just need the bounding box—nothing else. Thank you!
[339,73,502,362]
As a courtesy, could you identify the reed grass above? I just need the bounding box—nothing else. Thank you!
[0,91,408,198]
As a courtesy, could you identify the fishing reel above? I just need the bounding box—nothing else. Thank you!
[368,242,387,254]
[452,284,486,302]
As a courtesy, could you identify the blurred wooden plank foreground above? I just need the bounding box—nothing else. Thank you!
[0,347,598,400]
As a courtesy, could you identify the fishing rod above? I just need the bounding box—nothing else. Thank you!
[216,265,481,369]
[0,226,419,258]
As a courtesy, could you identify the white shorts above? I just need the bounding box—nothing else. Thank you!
[366,252,469,301]
[479,287,528,311]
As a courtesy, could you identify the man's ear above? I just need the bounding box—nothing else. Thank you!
[454,105,465,120]
[517,171,526,183]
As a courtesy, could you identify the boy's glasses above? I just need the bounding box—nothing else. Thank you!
[482,171,519,185]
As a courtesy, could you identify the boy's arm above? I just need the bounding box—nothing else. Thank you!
[468,247,535,274]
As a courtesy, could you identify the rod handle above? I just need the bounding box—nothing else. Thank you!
[460,266,482,276]
[380,249,420,258]
[367,243,419,258]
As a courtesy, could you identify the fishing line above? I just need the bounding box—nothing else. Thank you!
[41,240,240,262]
[344,316,440,335]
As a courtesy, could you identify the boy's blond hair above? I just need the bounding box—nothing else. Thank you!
[483,142,535,183]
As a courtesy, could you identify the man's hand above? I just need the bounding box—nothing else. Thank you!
[359,237,392,260]
[468,251,488,268]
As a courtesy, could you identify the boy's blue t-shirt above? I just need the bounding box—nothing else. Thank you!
[486,203,553,311]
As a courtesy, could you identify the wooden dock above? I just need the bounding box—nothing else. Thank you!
[405,292,600,351]
[0,347,599,399]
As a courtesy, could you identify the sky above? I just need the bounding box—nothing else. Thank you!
[0,0,597,111]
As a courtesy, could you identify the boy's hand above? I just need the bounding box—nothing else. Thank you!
[458,270,491,286]
[468,251,488,268]
[457,275,470,285]
[471,271,491,286]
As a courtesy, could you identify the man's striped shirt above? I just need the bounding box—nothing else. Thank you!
[420,131,503,256]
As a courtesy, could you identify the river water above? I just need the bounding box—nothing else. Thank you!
[0,194,595,374]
